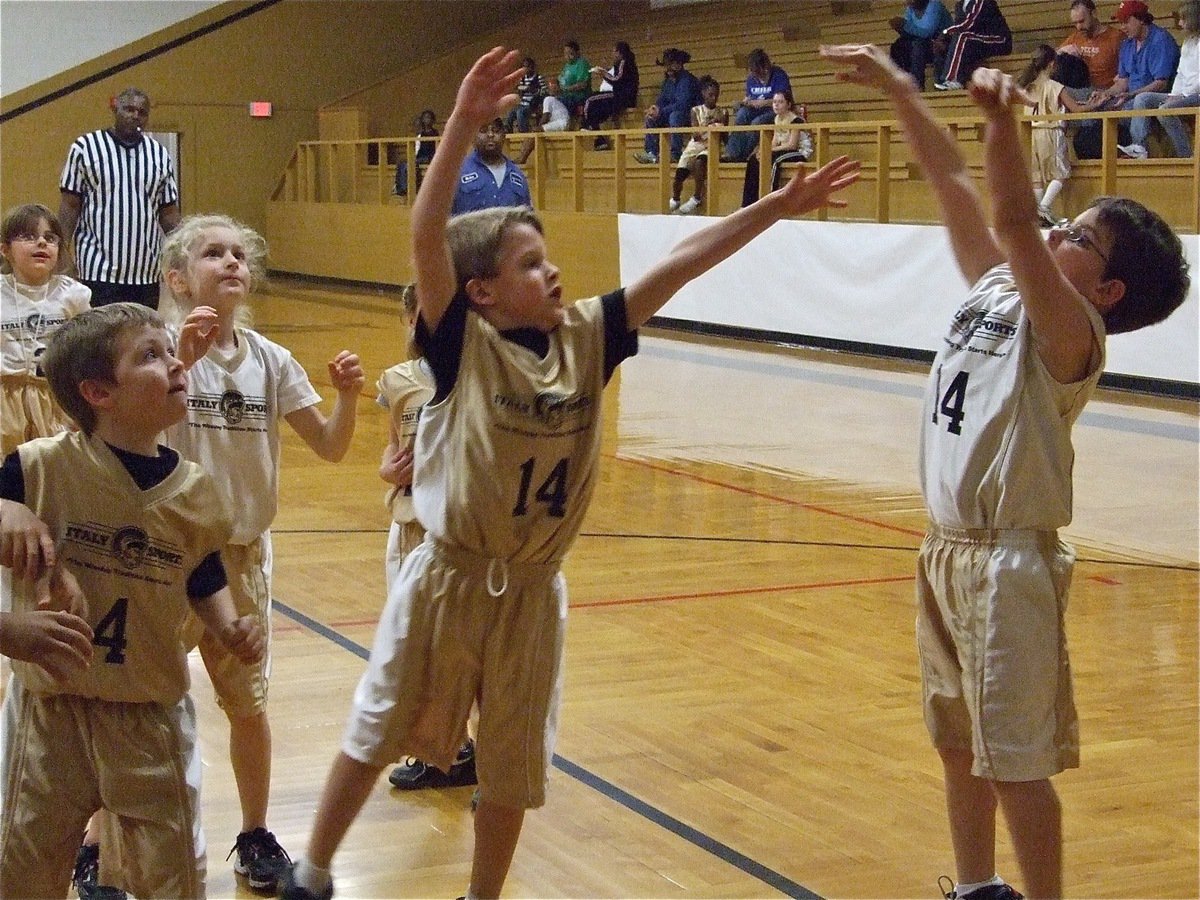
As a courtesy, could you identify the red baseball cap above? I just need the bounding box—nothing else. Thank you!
[1114,0,1151,21]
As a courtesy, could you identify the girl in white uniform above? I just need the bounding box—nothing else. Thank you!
[0,203,91,456]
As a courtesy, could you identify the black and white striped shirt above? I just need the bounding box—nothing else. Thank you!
[59,130,179,285]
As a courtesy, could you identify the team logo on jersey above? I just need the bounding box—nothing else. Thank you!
[187,390,269,425]
[949,306,1019,345]
[1,312,66,333]
[220,390,246,424]
[493,389,593,430]
[63,521,185,572]
[111,526,150,568]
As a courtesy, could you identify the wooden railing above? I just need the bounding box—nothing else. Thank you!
[271,108,1200,233]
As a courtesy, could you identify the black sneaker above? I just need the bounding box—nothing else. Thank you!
[279,866,333,900]
[939,876,1024,900]
[388,740,478,790]
[72,842,128,900]
[229,827,291,893]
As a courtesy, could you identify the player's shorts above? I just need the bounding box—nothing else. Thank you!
[0,677,205,898]
[916,523,1080,781]
[541,118,569,133]
[1032,126,1072,185]
[342,539,567,809]
[384,519,428,592]
[1,377,69,456]
[184,533,273,717]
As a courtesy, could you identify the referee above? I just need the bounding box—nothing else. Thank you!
[58,87,181,309]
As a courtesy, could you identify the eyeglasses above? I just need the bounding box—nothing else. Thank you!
[1055,223,1110,265]
[10,232,61,246]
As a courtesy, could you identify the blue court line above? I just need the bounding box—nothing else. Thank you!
[640,342,1200,443]
[273,599,820,899]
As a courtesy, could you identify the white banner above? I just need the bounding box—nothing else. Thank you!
[618,215,1200,387]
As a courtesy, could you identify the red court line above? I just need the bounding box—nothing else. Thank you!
[572,573,915,609]
[609,454,927,538]
[275,574,916,627]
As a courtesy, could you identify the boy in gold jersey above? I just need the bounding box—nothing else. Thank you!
[0,302,263,898]
[283,48,859,900]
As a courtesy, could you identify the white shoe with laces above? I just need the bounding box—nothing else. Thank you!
[678,196,701,215]
[1118,143,1148,159]
[668,198,680,212]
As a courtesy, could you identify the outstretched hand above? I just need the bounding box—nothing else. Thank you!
[177,305,219,369]
[454,47,526,126]
[774,155,862,215]
[820,44,907,93]
[967,67,1035,115]
[328,351,365,395]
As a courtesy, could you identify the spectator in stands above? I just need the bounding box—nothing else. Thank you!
[582,42,641,149]
[58,87,180,309]
[451,118,531,215]
[1079,0,1180,155]
[516,78,571,165]
[933,0,1012,90]
[1059,0,1124,91]
[395,109,438,196]
[1117,0,1198,158]
[1018,45,1097,226]
[741,90,812,207]
[725,49,794,162]
[671,75,729,214]
[890,0,954,90]
[634,48,702,164]
[558,40,592,115]
[506,58,548,135]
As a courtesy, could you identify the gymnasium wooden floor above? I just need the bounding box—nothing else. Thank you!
[12,276,1198,899]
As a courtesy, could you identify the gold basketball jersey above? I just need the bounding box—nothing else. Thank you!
[413,298,608,565]
[11,432,232,704]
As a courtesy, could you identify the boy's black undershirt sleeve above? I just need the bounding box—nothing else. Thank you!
[187,551,228,600]
[416,292,470,404]
[0,452,25,503]
[601,289,638,385]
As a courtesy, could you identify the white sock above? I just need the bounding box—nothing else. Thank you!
[955,874,1003,897]
[293,858,332,894]
[1041,179,1064,210]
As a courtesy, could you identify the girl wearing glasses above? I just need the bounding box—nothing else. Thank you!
[0,203,91,454]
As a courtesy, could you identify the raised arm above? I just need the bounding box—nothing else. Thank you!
[970,68,1104,383]
[821,44,1004,284]
[623,156,860,328]
[411,48,524,331]
[285,351,364,462]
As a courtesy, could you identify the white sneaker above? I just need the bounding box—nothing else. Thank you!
[668,198,680,212]
[1118,143,1148,159]
[934,80,963,91]
[678,196,701,214]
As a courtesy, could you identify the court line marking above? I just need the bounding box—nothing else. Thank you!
[638,342,1200,443]
[273,599,821,900]
[611,454,928,538]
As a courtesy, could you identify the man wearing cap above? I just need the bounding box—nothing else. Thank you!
[634,49,701,164]
[1075,0,1179,156]
[1059,0,1124,90]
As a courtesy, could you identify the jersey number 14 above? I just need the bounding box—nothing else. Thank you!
[932,367,969,436]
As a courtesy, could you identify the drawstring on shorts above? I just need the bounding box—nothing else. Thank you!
[486,557,509,597]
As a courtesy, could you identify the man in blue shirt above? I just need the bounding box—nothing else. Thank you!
[725,49,794,162]
[634,48,701,164]
[1089,0,1179,153]
[451,118,532,215]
